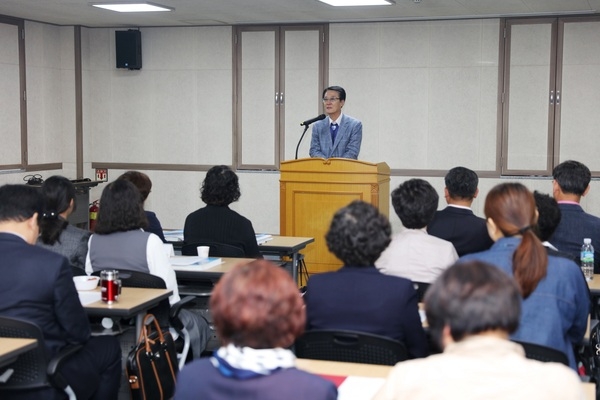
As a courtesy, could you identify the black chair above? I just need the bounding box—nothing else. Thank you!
[71,266,86,277]
[0,316,82,399]
[91,269,194,369]
[181,241,245,258]
[294,329,409,366]
[412,281,430,302]
[512,340,569,366]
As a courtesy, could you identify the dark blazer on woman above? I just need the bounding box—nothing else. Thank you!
[304,266,429,359]
[175,359,337,400]
[183,205,261,258]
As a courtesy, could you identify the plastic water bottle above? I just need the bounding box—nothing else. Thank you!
[581,238,594,281]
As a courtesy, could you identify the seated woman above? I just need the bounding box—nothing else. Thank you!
[85,179,210,357]
[174,259,337,400]
[118,170,167,242]
[183,165,262,258]
[37,175,90,271]
[304,200,429,359]
[460,182,589,370]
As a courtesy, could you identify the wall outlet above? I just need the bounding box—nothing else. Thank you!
[95,168,108,182]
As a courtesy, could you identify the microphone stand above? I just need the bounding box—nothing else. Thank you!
[295,124,310,160]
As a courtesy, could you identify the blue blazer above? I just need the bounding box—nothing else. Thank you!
[427,206,493,256]
[0,232,91,357]
[550,203,600,273]
[175,359,337,400]
[304,266,429,359]
[460,237,590,370]
[309,114,362,159]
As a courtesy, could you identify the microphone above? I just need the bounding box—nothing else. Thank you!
[300,114,326,126]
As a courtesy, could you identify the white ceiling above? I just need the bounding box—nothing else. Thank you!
[0,0,599,28]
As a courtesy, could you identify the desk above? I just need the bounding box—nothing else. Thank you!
[172,257,255,283]
[588,275,600,295]
[168,235,314,285]
[259,236,314,284]
[83,287,172,338]
[0,338,37,369]
[296,358,596,400]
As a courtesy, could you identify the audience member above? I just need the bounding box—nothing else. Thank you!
[533,190,579,265]
[304,200,428,359]
[376,178,458,284]
[427,166,493,256]
[183,165,261,258]
[0,184,121,399]
[118,170,167,242]
[37,175,91,271]
[309,85,362,159]
[373,260,584,400]
[174,260,337,400]
[550,160,600,272]
[86,179,210,358]
[460,182,589,369]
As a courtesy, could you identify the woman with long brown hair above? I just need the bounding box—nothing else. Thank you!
[460,182,588,370]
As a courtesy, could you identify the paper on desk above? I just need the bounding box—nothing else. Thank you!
[337,376,385,400]
[163,229,184,242]
[170,256,222,269]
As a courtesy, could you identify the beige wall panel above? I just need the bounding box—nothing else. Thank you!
[0,22,20,166]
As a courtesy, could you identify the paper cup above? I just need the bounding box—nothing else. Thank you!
[197,246,210,260]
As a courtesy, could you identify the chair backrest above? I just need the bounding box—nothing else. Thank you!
[412,281,430,302]
[181,241,245,258]
[71,266,87,277]
[512,340,569,366]
[0,316,50,391]
[294,329,409,366]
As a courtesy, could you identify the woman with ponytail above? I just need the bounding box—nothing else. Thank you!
[460,182,588,370]
[37,175,91,271]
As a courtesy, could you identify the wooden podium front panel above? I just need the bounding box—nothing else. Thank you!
[280,158,390,275]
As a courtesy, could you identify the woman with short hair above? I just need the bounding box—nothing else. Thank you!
[183,165,261,258]
[174,259,337,400]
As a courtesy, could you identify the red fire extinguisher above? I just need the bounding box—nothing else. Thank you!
[89,200,99,232]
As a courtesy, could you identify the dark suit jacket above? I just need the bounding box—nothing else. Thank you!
[174,359,337,400]
[550,203,600,273]
[183,205,261,258]
[309,114,362,159]
[427,206,493,256]
[0,232,91,357]
[304,266,428,359]
[145,210,167,242]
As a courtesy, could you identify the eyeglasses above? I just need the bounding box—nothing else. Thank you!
[322,97,340,103]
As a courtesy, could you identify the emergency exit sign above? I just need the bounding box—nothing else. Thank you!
[95,168,108,182]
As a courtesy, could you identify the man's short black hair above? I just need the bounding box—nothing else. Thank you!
[445,166,478,200]
[533,190,561,242]
[322,86,346,101]
[425,260,521,348]
[553,160,591,196]
[391,178,438,229]
[325,200,391,266]
[0,184,43,223]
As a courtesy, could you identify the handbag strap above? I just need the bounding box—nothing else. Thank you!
[137,314,166,346]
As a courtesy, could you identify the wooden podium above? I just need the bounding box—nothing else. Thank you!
[280,158,390,275]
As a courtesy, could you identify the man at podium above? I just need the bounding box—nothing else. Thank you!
[309,86,362,159]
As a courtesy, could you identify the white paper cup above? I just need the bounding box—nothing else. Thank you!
[197,246,210,260]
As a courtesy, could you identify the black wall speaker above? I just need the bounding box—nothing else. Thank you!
[116,30,142,70]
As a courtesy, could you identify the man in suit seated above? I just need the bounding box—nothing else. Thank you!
[550,160,600,273]
[0,184,121,400]
[376,178,458,284]
[309,85,362,159]
[304,200,429,359]
[373,260,584,400]
[427,166,493,256]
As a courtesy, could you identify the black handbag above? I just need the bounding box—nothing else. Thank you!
[127,314,179,400]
